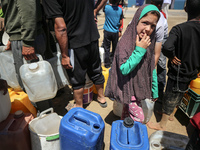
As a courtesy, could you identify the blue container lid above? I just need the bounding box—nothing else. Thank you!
[59,107,105,147]
[110,119,149,150]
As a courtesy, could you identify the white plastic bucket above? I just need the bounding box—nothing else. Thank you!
[0,46,21,90]
[0,90,11,122]
[29,108,61,150]
[149,130,189,150]
[47,52,70,90]
[20,54,57,102]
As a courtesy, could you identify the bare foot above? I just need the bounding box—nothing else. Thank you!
[147,121,166,131]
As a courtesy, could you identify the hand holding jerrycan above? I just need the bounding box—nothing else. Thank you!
[19,54,57,102]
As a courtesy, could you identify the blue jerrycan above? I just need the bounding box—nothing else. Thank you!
[59,107,105,150]
[110,117,149,150]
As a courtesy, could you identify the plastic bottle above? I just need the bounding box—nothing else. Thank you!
[19,55,57,102]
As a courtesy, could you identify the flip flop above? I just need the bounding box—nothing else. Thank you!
[98,101,107,108]
[65,103,75,111]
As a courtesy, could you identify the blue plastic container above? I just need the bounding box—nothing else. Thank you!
[59,107,105,150]
[110,117,149,150]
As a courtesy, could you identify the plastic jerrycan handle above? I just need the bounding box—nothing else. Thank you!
[73,114,90,126]
[39,107,54,119]
[23,54,43,64]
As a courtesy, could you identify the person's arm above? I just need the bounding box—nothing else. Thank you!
[94,0,107,19]
[120,46,147,75]
[120,34,151,75]
[0,79,8,95]
[54,17,72,70]
[152,69,158,100]
[154,42,162,65]
[15,0,38,60]
[162,26,178,58]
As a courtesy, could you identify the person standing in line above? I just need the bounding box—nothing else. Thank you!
[162,0,171,19]
[151,0,168,105]
[43,0,108,109]
[1,0,46,90]
[103,0,123,68]
[147,0,200,130]
[105,4,160,123]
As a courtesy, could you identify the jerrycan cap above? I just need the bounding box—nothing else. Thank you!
[29,63,38,70]
[14,110,24,118]
[123,117,134,128]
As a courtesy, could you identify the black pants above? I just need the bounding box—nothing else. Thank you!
[103,30,119,68]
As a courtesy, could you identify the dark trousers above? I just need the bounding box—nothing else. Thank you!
[103,30,119,68]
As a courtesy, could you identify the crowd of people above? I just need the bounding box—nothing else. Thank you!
[0,0,200,149]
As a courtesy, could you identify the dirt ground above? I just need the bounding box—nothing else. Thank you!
[50,7,190,150]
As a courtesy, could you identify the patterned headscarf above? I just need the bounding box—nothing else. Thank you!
[105,4,159,104]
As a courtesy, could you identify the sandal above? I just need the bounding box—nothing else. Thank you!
[65,103,75,111]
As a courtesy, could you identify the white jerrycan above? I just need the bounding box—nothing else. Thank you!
[0,90,11,123]
[19,54,57,102]
[0,46,21,90]
[47,44,70,90]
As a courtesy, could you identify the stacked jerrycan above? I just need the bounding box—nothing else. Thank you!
[0,110,34,150]
[110,117,149,150]
[59,107,105,150]
[19,54,57,102]
[0,46,21,90]
[29,108,62,150]
[8,88,37,117]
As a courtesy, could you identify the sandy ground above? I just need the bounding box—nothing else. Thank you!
[51,7,190,150]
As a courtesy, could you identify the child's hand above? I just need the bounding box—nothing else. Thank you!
[136,33,151,49]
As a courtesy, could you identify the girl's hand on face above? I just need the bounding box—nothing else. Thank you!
[136,33,151,49]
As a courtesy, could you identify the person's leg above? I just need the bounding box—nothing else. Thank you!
[11,41,25,90]
[87,40,107,107]
[157,52,166,102]
[103,30,111,68]
[73,88,84,108]
[110,32,119,65]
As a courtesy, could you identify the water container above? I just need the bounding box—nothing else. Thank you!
[8,89,37,117]
[0,46,21,90]
[47,52,70,90]
[113,100,123,117]
[110,117,149,150]
[0,90,11,122]
[0,110,34,150]
[59,107,105,150]
[83,74,94,104]
[29,108,62,150]
[19,54,58,102]
[149,130,189,150]
[141,99,155,124]
[93,66,110,94]
[99,47,105,64]
[190,77,200,95]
